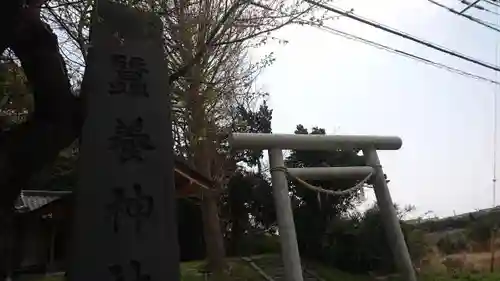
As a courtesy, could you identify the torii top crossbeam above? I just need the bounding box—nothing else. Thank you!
[230,133,402,151]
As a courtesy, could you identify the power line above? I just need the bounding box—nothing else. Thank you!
[428,0,500,33]
[487,1,499,272]
[492,0,499,209]
[315,24,500,86]
[304,0,500,73]
[460,0,481,13]
[458,0,500,16]
[430,0,500,251]
[484,0,500,9]
[444,1,500,211]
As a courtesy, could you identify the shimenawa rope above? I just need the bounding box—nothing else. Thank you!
[270,166,373,196]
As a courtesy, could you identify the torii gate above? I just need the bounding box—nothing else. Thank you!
[229,133,416,281]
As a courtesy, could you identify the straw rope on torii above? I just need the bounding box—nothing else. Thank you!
[229,133,417,281]
[271,165,373,196]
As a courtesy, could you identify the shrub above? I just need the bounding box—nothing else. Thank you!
[229,232,280,256]
[319,206,428,275]
[404,226,429,264]
[467,220,494,245]
[436,233,468,255]
[246,233,280,255]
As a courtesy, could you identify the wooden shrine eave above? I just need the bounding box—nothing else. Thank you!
[16,158,213,216]
[173,157,212,199]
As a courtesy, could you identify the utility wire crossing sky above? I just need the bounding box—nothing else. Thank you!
[305,0,500,73]
[255,0,500,218]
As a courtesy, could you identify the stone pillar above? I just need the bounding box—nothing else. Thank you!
[363,148,416,281]
[268,149,304,281]
[68,2,179,281]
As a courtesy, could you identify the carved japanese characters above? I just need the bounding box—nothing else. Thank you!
[109,54,149,97]
[107,183,154,234]
[108,117,156,163]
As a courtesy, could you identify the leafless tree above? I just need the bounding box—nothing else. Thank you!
[1,0,335,277]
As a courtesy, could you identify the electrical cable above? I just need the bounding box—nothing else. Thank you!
[487,1,499,271]
[460,0,481,14]
[428,0,500,33]
[304,0,500,73]
[484,0,500,9]
[430,0,499,210]
[492,0,499,210]
[458,0,500,15]
[420,0,499,261]
[314,24,500,86]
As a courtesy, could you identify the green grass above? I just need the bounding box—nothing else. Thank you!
[305,257,500,281]
[180,258,264,281]
[21,275,65,281]
[184,255,500,281]
[24,256,500,281]
[306,263,374,281]
[22,258,261,281]
[180,260,206,281]
[417,271,500,281]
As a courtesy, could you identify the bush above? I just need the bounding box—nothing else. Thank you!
[245,233,281,255]
[436,233,468,255]
[228,233,280,256]
[467,220,493,245]
[404,226,429,264]
[318,206,428,275]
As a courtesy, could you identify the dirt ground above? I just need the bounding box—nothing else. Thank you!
[446,251,500,271]
[417,243,500,274]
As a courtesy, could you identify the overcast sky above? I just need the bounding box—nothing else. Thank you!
[252,0,500,218]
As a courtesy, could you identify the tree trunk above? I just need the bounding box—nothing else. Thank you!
[230,216,242,256]
[201,192,226,275]
[0,3,81,212]
[193,131,225,277]
[0,5,81,278]
[187,68,226,277]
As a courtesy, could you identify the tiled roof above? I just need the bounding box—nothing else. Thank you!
[15,190,72,213]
